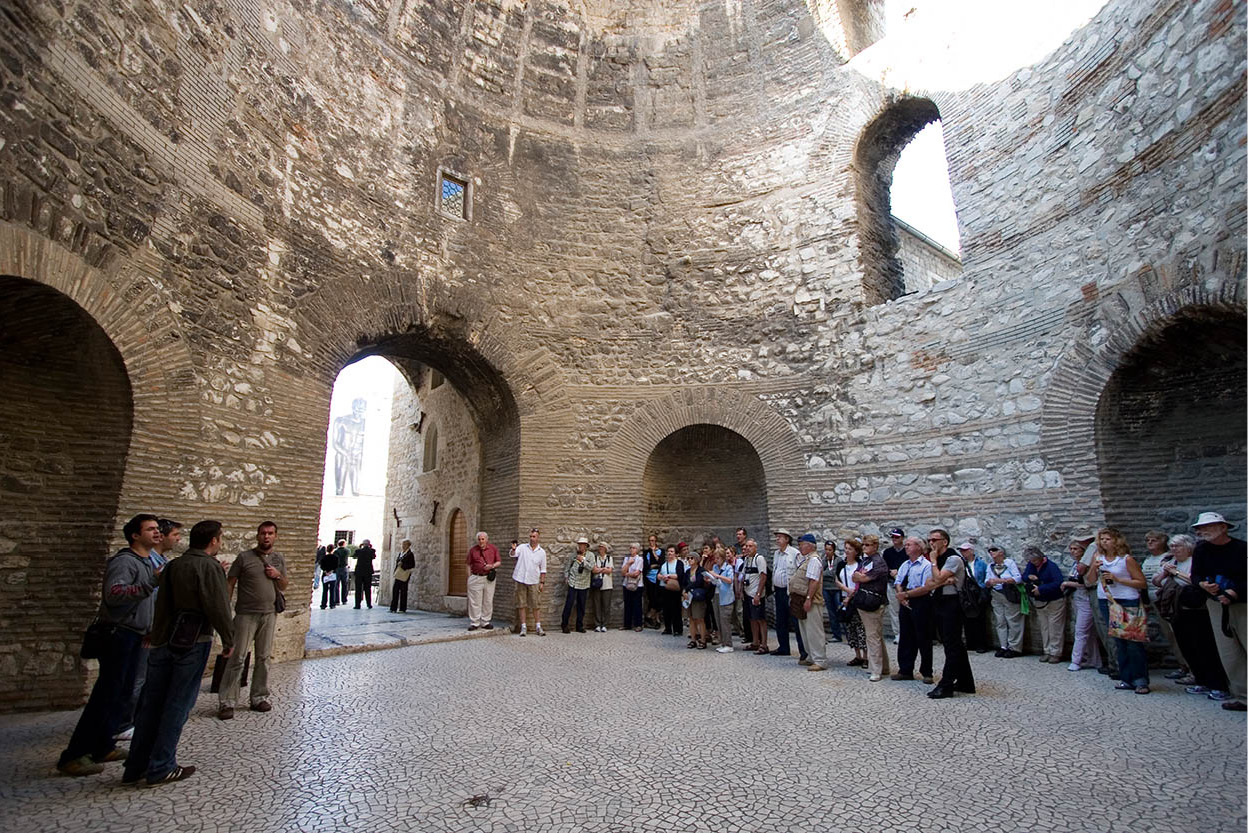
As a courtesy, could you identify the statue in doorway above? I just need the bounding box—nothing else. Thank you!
[332,397,367,496]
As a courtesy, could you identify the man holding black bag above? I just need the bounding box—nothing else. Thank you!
[57,514,160,777]
[122,520,234,786]
[467,531,501,630]
[217,521,287,721]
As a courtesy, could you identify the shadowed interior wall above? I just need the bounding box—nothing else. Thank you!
[642,425,768,547]
[1096,310,1247,544]
[0,276,133,710]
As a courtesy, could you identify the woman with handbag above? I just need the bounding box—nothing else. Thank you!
[1087,527,1151,694]
[589,542,613,632]
[849,537,892,681]
[835,542,868,667]
[621,544,645,632]
[659,547,685,636]
[684,551,712,649]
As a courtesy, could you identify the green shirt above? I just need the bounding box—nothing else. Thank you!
[565,551,593,590]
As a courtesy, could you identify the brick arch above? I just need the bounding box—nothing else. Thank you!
[0,222,197,406]
[602,387,806,502]
[0,223,198,710]
[292,271,570,423]
[1040,254,1246,485]
[852,95,949,304]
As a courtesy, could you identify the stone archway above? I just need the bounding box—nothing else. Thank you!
[0,275,133,710]
[0,225,197,711]
[1040,250,1246,537]
[1095,307,1246,540]
[642,424,769,547]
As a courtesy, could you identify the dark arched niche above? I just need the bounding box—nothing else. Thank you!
[0,275,133,709]
[1095,308,1247,542]
[642,424,768,547]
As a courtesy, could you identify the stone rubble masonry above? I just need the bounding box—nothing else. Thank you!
[0,0,1242,710]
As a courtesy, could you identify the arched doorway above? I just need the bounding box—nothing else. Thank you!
[447,509,468,596]
[1096,308,1247,542]
[642,424,769,547]
[0,276,132,710]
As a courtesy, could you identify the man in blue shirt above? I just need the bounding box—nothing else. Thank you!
[1021,545,1067,663]
[892,536,935,684]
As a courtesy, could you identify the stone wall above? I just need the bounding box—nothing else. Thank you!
[895,218,962,294]
[380,369,483,616]
[0,0,1242,708]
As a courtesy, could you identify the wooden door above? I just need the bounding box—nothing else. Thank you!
[447,509,468,596]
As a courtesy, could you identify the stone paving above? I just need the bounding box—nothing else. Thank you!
[303,599,502,658]
[0,628,1243,832]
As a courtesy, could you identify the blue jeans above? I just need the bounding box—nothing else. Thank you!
[123,641,212,782]
[823,588,843,639]
[336,568,350,604]
[561,586,587,629]
[59,627,143,767]
[1099,599,1150,687]
[772,588,807,657]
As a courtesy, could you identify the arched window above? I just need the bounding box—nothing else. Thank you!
[855,97,962,304]
[423,422,438,472]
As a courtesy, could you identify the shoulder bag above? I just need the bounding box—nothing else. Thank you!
[1104,583,1149,642]
[788,590,807,620]
[851,587,885,612]
[81,552,147,659]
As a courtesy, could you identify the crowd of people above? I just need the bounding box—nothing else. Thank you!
[54,507,1244,789]
[56,515,287,785]
[502,514,1246,707]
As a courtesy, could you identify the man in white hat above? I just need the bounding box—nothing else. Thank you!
[1191,512,1247,711]
[769,529,806,660]
[561,536,593,633]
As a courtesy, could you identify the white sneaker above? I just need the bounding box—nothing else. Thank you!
[716,646,734,653]
[1068,662,1081,672]
[535,625,546,636]
[519,627,527,637]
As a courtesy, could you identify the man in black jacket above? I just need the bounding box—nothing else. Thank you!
[122,520,235,786]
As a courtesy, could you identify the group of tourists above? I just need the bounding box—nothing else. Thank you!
[54,505,1244,791]
[506,513,1246,708]
[56,515,288,786]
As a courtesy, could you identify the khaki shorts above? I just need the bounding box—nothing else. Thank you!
[515,581,541,610]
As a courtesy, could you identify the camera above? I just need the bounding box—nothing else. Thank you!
[577,563,586,573]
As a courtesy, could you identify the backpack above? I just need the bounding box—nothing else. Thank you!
[958,558,990,618]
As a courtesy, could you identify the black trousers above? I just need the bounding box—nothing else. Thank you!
[1173,606,1229,690]
[623,588,644,628]
[963,605,992,651]
[934,596,976,692]
[661,588,683,635]
[561,586,587,628]
[773,587,807,657]
[390,579,409,612]
[320,582,337,608]
[354,572,373,608]
[898,598,934,677]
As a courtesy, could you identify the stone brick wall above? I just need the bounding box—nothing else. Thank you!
[381,369,484,616]
[895,218,962,293]
[0,0,1242,708]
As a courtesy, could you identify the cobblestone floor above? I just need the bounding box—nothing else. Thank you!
[0,628,1243,832]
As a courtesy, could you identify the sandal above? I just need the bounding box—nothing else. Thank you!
[686,640,698,649]
[755,647,769,655]
[697,641,707,650]
[1114,682,1133,690]
[1134,686,1150,695]
[145,765,196,787]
